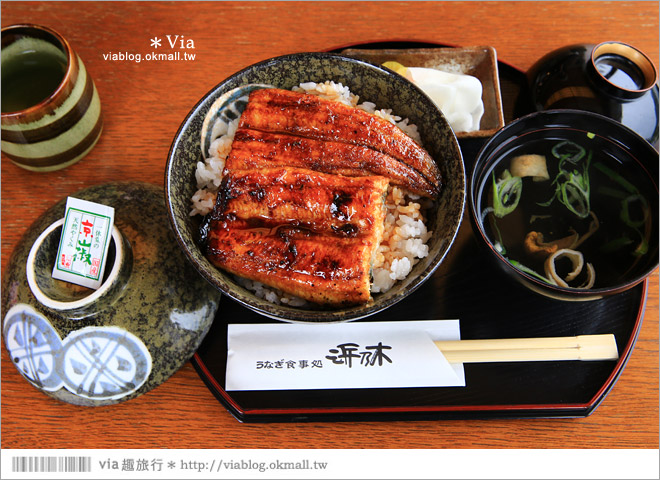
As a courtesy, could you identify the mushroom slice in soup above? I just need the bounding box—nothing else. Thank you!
[524,230,579,258]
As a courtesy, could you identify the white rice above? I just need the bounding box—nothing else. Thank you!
[370,186,432,293]
[191,81,432,302]
[235,277,309,307]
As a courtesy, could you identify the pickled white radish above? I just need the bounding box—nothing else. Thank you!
[405,67,484,133]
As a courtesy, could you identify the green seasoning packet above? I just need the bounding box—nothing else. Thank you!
[52,197,115,290]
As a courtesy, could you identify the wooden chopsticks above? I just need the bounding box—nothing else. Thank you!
[434,334,619,363]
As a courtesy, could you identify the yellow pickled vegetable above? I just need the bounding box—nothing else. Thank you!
[382,61,408,76]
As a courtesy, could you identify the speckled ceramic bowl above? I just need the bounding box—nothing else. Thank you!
[1,182,221,405]
[166,52,465,322]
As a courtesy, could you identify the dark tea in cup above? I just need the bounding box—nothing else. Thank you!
[1,37,68,113]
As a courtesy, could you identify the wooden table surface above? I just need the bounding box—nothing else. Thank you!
[2,1,658,450]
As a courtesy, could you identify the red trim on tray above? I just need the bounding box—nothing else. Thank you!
[586,279,648,406]
[192,44,650,420]
[193,353,245,414]
[193,279,647,418]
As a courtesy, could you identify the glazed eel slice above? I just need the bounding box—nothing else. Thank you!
[214,166,389,235]
[204,167,389,305]
[205,225,380,306]
[225,128,437,197]
[238,88,442,195]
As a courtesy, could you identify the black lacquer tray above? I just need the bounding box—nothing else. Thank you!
[191,43,648,422]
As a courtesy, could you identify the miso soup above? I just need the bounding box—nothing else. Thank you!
[479,132,656,289]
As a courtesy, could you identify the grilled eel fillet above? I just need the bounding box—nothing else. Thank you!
[225,128,437,197]
[205,167,389,306]
[238,88,442,195]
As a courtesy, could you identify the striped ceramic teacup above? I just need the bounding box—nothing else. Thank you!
[1,24,102,171]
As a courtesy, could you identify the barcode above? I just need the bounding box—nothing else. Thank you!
[12,456,91,473]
